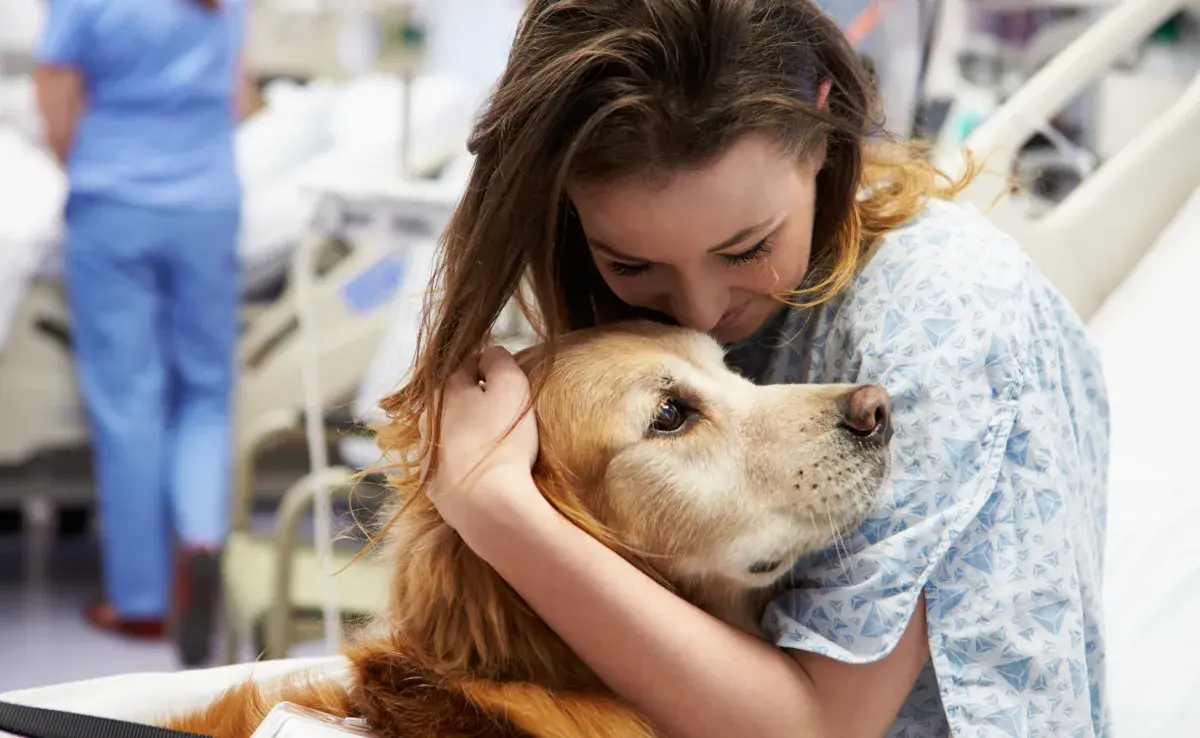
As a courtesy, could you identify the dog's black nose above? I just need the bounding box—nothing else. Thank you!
[841,385,892,444]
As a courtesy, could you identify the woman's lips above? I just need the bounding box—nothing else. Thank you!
[717,303,748,331]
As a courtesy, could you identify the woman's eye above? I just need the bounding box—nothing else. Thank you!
[607,260,651,277]
[650,398,689,434]
[721,237,773,267]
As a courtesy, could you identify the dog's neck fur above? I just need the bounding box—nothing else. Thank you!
[373,497,768,691]
[379,500,600,690]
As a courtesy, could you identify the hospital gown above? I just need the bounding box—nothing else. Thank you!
[725,200,1109,737]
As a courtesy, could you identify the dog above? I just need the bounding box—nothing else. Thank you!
[165,320,892,737]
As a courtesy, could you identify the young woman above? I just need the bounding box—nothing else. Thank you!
[396,1,1109,736]
[34,0,253,666]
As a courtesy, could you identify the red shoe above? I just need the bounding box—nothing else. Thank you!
[83,602,166,639]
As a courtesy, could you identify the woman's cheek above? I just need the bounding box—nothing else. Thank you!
[769,235,813,290]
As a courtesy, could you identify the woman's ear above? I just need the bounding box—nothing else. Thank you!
[816,78,832,111]
[811,137,829,172]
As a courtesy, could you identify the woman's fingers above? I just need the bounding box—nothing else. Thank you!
[447,351,484,394]
[477,345,528,398]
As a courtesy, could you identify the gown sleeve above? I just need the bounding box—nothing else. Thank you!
[764,202,1109,736]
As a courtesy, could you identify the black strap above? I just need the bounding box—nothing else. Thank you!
[0,702,207,738]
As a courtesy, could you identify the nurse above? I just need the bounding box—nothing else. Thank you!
[33,0,252,666]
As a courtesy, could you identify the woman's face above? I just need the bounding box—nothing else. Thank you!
[569,135,823,344]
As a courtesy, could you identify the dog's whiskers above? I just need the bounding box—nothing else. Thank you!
[822,497,853,581]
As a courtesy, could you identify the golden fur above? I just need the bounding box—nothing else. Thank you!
[165,321,891,737]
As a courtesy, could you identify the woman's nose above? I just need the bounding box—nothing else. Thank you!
[670,281,727,334]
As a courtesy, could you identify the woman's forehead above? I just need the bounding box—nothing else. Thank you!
[570,138,798,260]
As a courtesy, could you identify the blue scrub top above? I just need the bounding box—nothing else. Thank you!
[37,0,247,210]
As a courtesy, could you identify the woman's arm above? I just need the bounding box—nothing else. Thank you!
[33,65,85,165]
[457,469,930,738]
[234,58,260,122]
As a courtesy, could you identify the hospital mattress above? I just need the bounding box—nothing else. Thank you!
[1088,184,1200,738]
[0,656,348,731]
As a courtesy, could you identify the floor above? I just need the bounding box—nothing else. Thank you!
[0,511,182,693]
[0,465,351,694]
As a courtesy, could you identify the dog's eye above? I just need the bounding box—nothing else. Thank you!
[650,398,689,435]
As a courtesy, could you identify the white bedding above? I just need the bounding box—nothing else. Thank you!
[1089,185,1200,738]
[0,656,348,734]
[239,73,473,295]
[0,125,65,347]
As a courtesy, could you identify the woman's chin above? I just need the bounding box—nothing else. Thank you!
[713,304,780,344]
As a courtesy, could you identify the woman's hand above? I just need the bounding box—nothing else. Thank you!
[420,345,542,530]
[33,65,85,165]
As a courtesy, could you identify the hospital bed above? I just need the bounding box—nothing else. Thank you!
[0,71,476,471]
[3,2,1199,737]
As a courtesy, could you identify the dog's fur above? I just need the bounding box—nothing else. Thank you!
[164,321,891,737]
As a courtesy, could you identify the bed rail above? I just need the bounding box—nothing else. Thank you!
[944,0,1200,320]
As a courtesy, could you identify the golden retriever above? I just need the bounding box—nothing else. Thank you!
[164,320,892,737]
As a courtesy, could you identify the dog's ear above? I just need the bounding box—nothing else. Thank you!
[529,444,575,508]
[529,446,627,557]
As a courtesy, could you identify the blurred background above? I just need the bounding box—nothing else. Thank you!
[0,1,1198,734]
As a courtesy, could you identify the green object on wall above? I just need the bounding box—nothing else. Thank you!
[1150,13,1184,44]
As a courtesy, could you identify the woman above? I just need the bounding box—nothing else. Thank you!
[34,0,251,667]
[399,0,1109,736]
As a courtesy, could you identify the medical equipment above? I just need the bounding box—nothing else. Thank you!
[944,0,1200,322]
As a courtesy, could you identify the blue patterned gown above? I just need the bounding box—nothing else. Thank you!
[725,200,1109,737]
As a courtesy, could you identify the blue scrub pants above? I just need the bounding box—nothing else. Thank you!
[64,194,240,619]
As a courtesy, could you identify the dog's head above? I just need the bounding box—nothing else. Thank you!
[519,321,891,591]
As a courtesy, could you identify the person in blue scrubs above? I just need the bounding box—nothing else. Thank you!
[33,0,252,666]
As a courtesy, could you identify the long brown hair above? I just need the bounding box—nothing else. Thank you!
[191,0,220,9]
[383,0,966,491]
